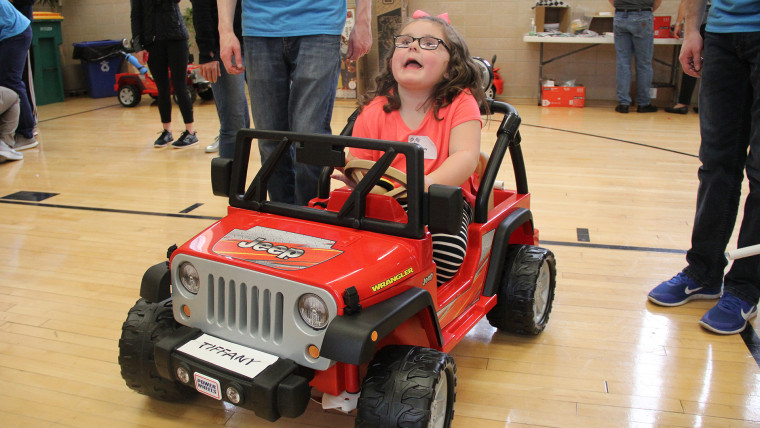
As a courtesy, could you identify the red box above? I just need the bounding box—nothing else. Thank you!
[541,86,585,107]
[653,16,671,38]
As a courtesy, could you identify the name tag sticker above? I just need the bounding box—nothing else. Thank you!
[177,334,278,379]
[409,135,437,160]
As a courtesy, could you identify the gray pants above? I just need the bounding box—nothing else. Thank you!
[0,86,20,144]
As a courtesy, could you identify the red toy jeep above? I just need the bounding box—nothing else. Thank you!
[118,101,556,427]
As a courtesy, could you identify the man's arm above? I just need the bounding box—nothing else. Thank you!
[653,0,663,12]
[218,0,244,74]
[679,0,708,77]
[346,0,372,61]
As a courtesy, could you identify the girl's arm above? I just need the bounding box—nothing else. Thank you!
[425,120,481,191]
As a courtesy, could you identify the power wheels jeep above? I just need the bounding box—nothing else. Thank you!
[118,101,557,427]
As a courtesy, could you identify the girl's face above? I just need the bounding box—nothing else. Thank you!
[391,20,450,93]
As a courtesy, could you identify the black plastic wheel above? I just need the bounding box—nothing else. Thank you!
[118,298,196,401]
[355,345,456,428]
[486,245,557,335]
[118,85,141,107]
[197,86,214,101]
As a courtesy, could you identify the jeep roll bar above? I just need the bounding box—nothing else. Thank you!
[473,100,526,223]
[213,129,438,239]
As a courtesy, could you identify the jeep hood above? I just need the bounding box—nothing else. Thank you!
[178,210,430,300]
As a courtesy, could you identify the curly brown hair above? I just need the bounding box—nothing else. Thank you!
[359,15,489,119]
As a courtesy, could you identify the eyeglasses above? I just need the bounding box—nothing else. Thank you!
[393,35,449,51]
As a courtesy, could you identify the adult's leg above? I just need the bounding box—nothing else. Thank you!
[0,25,34,138]
[146,41,173,125]
[166,39,193,125]
[630,12,654,106]
[613,13,634,106]
[0,87,20,139]
[211,62,249,159]
[721,31,760,304]
[244,36,295,203]
[684,32,753,290]
[288,34,341,206]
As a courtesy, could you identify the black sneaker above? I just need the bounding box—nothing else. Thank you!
[637,104,658,113]
[154,130,173,148]
[172,130,199,149]
[615,104,629,113]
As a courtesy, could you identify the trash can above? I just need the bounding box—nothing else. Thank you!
[31,14,65,105]
[72,40,124,98]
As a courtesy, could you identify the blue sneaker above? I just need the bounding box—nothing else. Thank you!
[647,272,722,307]
[699,293,758,334]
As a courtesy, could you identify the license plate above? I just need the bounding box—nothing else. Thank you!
[194,372,222,400]
[177,334,279,379]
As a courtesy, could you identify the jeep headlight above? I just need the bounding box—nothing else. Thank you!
[178,262,200,294]
[298,293,329,330]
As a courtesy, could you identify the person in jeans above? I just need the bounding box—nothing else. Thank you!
[190,0,249,158]
[218,0,372,205]
[0,85,22,162]
[0,0,36,150]
[609,0,662,113]
[648,0,759,335]
[130,0,198,149]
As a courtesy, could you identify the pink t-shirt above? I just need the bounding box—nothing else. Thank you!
[350,91,482,203]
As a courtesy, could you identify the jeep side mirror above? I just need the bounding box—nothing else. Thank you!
[426,185,464,235]
[211,157,233,197]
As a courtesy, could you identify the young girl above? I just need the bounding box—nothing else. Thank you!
[346,11,488,285]
[130,0,198,149]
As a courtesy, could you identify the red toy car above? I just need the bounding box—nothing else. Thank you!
[118,101,557,427]
[114,53,212,107]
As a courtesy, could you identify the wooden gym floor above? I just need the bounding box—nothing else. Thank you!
[0,95,758,427]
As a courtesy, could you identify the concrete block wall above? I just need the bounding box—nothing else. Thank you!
[38,0,679,104]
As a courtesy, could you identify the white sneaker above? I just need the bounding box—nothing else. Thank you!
[205,135,219,153]
[13,134,39,151]
[0,139,23,162]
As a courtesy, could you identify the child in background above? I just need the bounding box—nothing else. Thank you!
[345,10,488,285]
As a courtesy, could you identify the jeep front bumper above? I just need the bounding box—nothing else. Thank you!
[154,326,313,422]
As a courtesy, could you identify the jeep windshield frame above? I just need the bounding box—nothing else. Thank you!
[228,129,427,239]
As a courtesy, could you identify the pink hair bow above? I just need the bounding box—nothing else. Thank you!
[412,10,450,24]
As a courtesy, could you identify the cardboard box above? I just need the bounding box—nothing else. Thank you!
[541,86,585,107]
[535,6,571,33]
[589,15,613,34]
[653,16,671,38]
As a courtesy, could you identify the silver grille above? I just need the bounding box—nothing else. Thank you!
[171,254,337,370]
[206,275,284,344]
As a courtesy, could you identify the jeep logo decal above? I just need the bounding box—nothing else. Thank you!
[213,226,342,270]
[237,238,306,260]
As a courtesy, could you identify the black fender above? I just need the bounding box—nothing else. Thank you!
[482,208,534,297]
[140,262,171,303]
[320,287,443,365]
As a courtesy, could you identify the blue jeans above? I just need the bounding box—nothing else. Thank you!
[683,32,760,305]
[613,11,654,106]
[244,35,340,205]
[210,61,250,159]
[0,25,34,139]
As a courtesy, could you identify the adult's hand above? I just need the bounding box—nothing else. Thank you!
[679,31,703,77]
[346,0,372,60]
[198,60,221,83]
[219,32,245,75]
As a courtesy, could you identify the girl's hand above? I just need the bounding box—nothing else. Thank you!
[331,171,358,189]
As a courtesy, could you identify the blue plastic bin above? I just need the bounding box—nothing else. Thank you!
[72,40,124,98]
